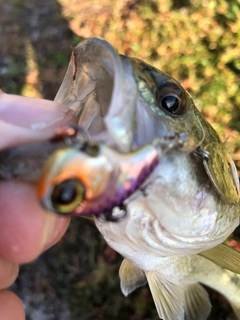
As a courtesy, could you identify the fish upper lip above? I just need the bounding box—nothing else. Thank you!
[54,38,173,153]
[54,37,138,152]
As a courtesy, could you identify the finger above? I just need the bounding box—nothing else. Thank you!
[0,181,70,263]
[0,290,25,320]
[0,93,77,149]
[0,257,19,289]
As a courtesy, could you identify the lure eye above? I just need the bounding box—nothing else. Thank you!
[51,179,85,214]
[157,83,187,115]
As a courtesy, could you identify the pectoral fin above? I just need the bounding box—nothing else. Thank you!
[198,243,240,274]
[119,259,147,296]
[184,283,211,320]
[203,142,239,204]
[146,271,184,320]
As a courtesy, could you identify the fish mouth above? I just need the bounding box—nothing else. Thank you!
[55,37,138,152]
[55,37,171,152]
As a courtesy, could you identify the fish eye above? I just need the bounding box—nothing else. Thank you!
[51,179,85,214]
[157,83,187,115]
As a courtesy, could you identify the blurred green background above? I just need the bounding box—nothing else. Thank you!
[1,0,240,319]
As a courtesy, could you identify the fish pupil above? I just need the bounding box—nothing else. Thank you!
[161,95,180,113]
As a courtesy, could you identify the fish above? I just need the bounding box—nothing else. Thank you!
[52,38,240,319]
[1,37,240,319]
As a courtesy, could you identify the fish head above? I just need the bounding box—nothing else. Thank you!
[55,37,239,211]
[54,37,220,153]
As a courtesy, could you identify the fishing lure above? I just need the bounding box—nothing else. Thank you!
[37,127,189,221]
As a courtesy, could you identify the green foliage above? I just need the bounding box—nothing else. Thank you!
[77,4,238,110]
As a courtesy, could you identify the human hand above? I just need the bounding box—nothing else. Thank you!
[0,92,77,320]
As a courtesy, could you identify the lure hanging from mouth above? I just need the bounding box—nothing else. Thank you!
[37,132,187,219]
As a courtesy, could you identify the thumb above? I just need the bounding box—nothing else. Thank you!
[0,93,77,149]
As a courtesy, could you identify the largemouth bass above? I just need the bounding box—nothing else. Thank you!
[1,38,240,319]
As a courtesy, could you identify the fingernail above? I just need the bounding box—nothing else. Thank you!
[40,214,70,250]
[40,213,60,249]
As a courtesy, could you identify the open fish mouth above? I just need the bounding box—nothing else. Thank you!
[54,37,137,152]
[54,37,174,153]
